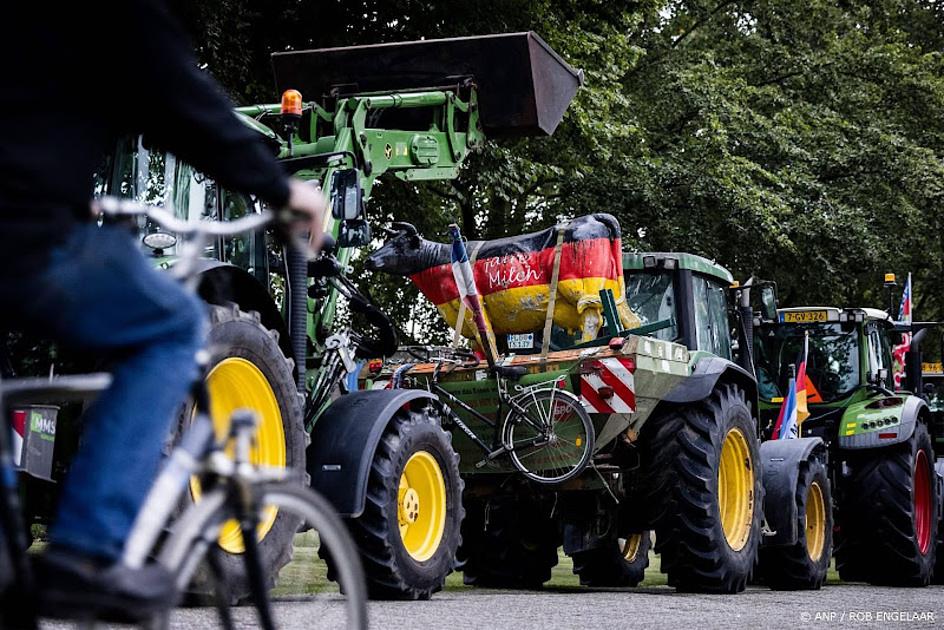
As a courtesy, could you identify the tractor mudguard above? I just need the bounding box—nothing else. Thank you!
[838,395,925,450]
[760,437,826,547]
[188,260,293,363]
[306,389,438,518]
[662,356,756,404]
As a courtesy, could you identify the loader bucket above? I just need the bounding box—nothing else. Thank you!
[271,32,583,137]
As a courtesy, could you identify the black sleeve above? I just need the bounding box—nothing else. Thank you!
[118,0,290,207]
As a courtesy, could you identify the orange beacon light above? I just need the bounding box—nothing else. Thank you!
[281,89,303,117]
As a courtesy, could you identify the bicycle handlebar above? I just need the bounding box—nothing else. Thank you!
[94,197,276,238]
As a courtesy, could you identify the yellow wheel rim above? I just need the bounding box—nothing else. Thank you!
[805,481,826,562]
[191,357,286,554]
[398,451,447,562]
[717,427,754,551]
[620,533,643,563]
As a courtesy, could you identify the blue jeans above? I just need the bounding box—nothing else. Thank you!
[0,223,205,561]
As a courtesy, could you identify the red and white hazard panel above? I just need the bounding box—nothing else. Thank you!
[579,357,636,414]
[10,409,25,466]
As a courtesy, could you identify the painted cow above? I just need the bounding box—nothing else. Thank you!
[366,213,640,343]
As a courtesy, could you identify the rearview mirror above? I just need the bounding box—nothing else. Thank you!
[760,284,778,321]
[868,368,889,385]
[337,219,371,248]
[331,169,363,221]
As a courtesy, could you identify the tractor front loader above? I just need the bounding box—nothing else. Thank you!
[6,32,583,602]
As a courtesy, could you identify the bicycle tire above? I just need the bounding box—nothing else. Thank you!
[157,482,368,629]
[503,387,594,484]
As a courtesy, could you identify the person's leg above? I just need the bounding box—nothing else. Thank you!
[12,224,206,561]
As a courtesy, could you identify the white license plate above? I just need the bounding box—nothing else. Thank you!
[507,333,534,350]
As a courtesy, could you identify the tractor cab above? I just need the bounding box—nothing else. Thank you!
[753,307,905,442]
[620,252,734,358]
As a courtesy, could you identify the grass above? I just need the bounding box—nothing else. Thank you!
[275,532,842,596]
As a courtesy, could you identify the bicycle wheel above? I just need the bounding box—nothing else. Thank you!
[503,387,594,484]
[157,482,368,629]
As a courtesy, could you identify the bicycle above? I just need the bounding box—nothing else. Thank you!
[0,199,368,630]
[401,346,594,484]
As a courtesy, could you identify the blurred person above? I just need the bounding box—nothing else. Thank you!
[0,0,323,620]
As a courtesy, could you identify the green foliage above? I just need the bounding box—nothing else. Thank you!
[177,1,944,341]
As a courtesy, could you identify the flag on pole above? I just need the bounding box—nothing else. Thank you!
[795,331,810,425]
[774,370,799,440]
[774,334,809,439]
[898,272,913,324]
[892,272,913,390]
[448,224,498,368]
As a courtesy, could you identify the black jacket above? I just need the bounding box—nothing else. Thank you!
[0,1,289,265]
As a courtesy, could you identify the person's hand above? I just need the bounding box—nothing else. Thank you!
[286,177,326,254]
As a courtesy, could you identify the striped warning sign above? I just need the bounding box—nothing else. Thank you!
[579,357,636,414]
[10,409,26,467]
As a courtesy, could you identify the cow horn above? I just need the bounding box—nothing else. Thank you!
[391,221,418,236]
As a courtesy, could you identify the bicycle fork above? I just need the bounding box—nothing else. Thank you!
[229,410,277,630]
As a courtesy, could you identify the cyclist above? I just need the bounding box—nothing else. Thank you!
[0,1,324,620]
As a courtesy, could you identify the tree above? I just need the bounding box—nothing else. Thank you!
[176,0,944,343]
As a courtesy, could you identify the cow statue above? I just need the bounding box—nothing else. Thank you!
[365,213,641,344]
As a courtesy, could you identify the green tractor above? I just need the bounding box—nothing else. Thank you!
[753,305,944,585]
[368,251,826,593]
[7,33,582,601]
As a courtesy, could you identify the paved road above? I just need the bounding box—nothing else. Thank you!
[52,583,938,630]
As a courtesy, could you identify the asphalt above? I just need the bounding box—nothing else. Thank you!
[42,583,943,630]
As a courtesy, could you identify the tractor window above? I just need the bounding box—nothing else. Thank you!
[125,143,220,259]
[693,276,732,359]
[221,190,267,282]
[754,323,860,402]
[623,271,677,342]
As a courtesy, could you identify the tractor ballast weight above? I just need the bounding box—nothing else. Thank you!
[271,31,584,137]
[760,437,827,546]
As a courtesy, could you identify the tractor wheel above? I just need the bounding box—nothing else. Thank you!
[642,384,763,593]
[460,495,559,589]
[758,456,832,590]
[572,531,651,587]
[836,422,939,586]
[181,304,306,602]
[326,405,463,600]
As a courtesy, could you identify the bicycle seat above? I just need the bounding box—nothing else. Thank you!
[492,365,528,380]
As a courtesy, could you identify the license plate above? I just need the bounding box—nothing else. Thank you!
[781,310,828,323]
[507,333,534,350]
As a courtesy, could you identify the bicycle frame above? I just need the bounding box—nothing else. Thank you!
[425,364,566,468]
[0,201,291,628]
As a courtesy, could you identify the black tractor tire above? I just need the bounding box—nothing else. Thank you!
[836,421,940,586]
[180,304,306,603]
[758,456,832,590]
[641,384,763,593]
[323,404,463,600]
[460,494,559,589]
[572,531,651,587]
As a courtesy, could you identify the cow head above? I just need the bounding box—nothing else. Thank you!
[365,222,430,276]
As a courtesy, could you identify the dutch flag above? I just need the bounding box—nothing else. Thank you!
[774,332,809,440]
